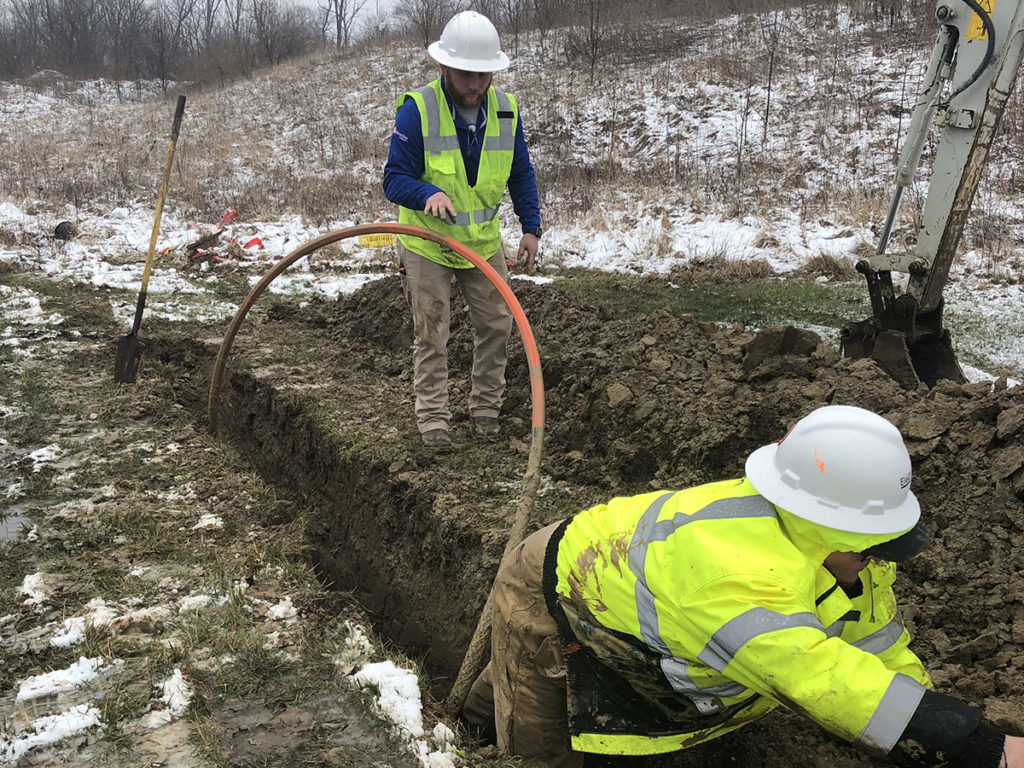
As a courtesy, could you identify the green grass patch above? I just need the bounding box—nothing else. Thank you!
[203,273,253,304]
[944,304,1024,381]
[554,269,870,329]
[96,676,154,749]
[11,367,61,444]
[551,269,1024,381]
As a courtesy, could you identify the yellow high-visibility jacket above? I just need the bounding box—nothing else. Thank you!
[395,79,517,268]
[549,478,931,756]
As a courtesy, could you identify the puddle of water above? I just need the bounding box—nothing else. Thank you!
[0,507,33,541]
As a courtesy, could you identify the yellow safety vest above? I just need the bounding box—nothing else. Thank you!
[396,79,517,268]
[552,479,931,756]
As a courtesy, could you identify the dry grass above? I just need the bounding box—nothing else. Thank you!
[669,254,777,285]
[796,253,859,281]
[0,2,1021,254]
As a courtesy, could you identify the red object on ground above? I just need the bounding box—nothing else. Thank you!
[217,209,239,228]
[244,237,263,250]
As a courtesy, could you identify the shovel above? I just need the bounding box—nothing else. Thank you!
[114,94,186,384]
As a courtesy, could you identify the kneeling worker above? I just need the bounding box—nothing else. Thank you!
[463,405,1024,767]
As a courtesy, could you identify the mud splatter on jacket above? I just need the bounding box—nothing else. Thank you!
[546,478,931,756]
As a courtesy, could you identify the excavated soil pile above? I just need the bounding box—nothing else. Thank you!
[180,274,1024,767]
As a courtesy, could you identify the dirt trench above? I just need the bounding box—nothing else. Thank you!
[158,275,1024,766]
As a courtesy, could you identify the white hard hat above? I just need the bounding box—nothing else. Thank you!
[745,405,920,535]
[428,11,510,72]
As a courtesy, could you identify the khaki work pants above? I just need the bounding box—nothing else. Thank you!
[398,243,513,434]
[463,522,583,768]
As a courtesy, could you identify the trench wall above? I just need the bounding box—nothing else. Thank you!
[214,369,504,683]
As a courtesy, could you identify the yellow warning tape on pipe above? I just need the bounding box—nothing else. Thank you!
[356,233,397,248]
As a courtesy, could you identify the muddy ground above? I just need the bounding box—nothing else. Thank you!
[4,271,1024,766]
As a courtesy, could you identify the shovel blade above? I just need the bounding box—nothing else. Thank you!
[114,333,144,383]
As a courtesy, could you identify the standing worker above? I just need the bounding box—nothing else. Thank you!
[383,10,541,453]
[462,405,1024,767]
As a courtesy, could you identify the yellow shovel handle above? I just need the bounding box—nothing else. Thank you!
[139,95,186,296]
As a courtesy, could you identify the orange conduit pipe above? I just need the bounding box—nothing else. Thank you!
[206,222,545,716]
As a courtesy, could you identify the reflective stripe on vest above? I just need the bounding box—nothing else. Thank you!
[559,482,929,756]
[659,656,748,714]
[851,617,905,656]
[417,84,516,156]
[397,80,516,267]
[628,492,783,711]
[699,608,825,671]
[857,673,925,751]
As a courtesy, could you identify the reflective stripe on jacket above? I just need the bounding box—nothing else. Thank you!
[396,79,516,268]
[552,478,931,756]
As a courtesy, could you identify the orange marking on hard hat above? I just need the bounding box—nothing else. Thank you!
[814,448,825,473]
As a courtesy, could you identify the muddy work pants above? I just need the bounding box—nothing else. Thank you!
[462,521,582,768]
[398,243,513,434]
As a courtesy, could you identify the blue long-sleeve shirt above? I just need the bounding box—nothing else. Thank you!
[383,77,541,234]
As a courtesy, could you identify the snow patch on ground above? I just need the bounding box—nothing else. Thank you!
[0,704,102,763]
[49,599,121,647]
[16,657,106,702]
[353,661,460,768]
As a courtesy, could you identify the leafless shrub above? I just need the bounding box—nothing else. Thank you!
[3,0,1021,259]
[393,0,452,49]
[669,254,776,286]
[797,253,858,282]
[0,226,21,247]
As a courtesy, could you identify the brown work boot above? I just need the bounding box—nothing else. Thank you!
[472,416,500,441]
[421,429,453,452]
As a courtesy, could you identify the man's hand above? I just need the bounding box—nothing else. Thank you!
[424,191,457,224]
[1005,735,1024,766]
[517,233,540,274]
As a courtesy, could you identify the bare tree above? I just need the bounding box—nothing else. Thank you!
[103,0,150,78]
[531,0,560,49]
[6,0,45,72]
[161,0,200,61]
[150,3,183,88]
[319,0,368,48]
[251,0,282,64]
[250,0,314,65]
[470,0,500,18]
[0,0,323,81]
[224,0,248,44]
[359,0,392,42]
[498,0,526,55]
[394,0,452,49]
[36,0,105,75]
[759,11,783,147]
[195,0,225,50]
[580,0,602,86]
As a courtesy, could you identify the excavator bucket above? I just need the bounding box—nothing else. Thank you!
[905,329,966,388]
[841,0,1024,391]
[841,328,965,390]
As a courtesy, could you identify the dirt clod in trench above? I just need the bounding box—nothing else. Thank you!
[187,275,1024,767]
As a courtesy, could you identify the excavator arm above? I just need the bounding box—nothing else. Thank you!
[841,0,1024,388]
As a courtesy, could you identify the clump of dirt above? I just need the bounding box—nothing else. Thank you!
[185,274,1024,767]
